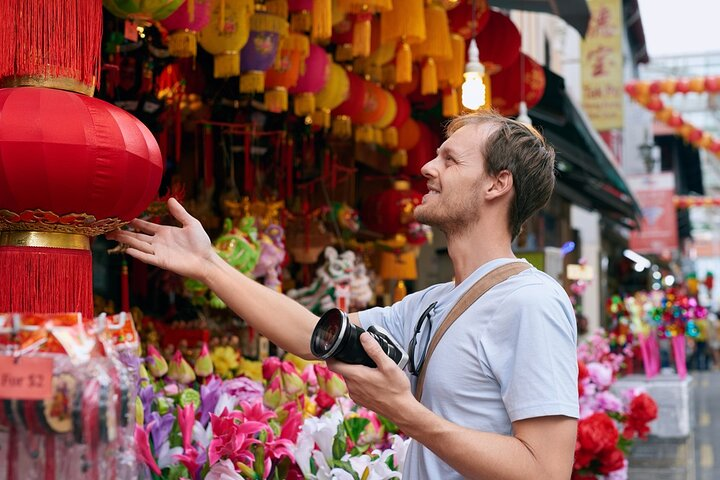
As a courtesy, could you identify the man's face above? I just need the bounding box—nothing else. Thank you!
[413,123,493,235]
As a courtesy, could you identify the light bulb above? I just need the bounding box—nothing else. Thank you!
[516,101,532,126]
[461,39,486,110]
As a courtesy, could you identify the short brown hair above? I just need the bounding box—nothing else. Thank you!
[446,110,556,240]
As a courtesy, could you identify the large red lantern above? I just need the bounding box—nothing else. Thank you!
[475,10,521,75]
[0,87,163,317]
[361,180,423,237]
[490,53,546,117]
[447,0,490,39]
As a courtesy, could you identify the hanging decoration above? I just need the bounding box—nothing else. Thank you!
[161,0,213,58]
[239,12,289,93]
[379,0,425,84]
[474,9,521,75]
[289,43,331,116]
[490,53,546,117]
[447,0,489,39]
[437,33,466,116]
[412,3,453,95]
[198,0,255,78]
[625,77,720,158]
[0,0,103,96]
[0,0,162,320]
[264,33,311,112]
[288,0,331,40]
[336,0,393,57]
[673,196,720,208]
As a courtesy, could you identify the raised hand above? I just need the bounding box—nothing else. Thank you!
[106,198,215,281]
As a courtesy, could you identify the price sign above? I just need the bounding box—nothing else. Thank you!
[0,356,53,400]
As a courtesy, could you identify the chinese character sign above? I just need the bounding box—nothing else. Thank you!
[581,0,624,131]
[628,173,679,255]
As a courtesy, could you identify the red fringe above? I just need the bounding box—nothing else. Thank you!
[0,0,103,91]
[0,246,93,319]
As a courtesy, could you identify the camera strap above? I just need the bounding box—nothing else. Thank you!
[415,261,532,401]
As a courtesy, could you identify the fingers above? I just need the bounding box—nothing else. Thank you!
[128,218,161,234]
[360,333,393,370]
[109,231,154,255]
[124,247,159,265]
[167,198,197,227]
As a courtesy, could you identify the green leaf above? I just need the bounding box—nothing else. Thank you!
[350,443,370,456]
[344,417,370,445]
[378,415,399,434]
[331,459,359,479]
[167,464,190,480]
[333,427,348,459]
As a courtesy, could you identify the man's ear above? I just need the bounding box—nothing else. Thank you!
[486,170,514,200]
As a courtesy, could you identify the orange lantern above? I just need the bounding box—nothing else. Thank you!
[380,0,426,84]
[412,3,453,95]
[264,33,310,112]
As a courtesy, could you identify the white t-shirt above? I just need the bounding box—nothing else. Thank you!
[359,258,579,480]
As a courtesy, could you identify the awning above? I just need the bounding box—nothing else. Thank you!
[491,0,590,36]
[530,69,642,228]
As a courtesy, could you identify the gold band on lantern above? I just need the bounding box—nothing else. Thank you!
[0,231,90,250]
[0,76,96,97]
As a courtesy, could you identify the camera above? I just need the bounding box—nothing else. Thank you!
[310,308,409,369]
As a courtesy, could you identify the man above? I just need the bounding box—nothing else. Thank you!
[109,110,578,479]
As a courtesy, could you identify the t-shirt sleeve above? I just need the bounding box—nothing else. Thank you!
[481,280,579,422]
[358,290,426,347]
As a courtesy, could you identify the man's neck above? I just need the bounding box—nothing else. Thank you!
[446,222,515,285]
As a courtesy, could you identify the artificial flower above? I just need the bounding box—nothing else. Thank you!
[211,346,240,378]
[221,377,264,404]
[280,361,305,397]
[208,409,265,466]
[195,342,214,377]
[205,458,243,480]
[177,403,196,451]
[577,412,619,455]
[262,357,282,381]
[200,376,223,425]
[148,411,175,448]
[147,344,168,377]
[135,423,162,476]
[156,440,184,469]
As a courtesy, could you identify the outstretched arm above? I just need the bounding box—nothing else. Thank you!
[107,198,326,359]
[329,334,577,480]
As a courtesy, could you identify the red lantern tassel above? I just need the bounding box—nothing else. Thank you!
[121,257,130,312]
[0,244,93,319]
[203,124,214,189]
[243,132,254,195]
[174,103,182,166]
[45,435,55,480]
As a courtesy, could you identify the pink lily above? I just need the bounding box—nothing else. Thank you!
[176,403,196,452]
[208,409,265,466]
[280,406,303,443]
[174,445,203,479]
[240,400,276,425]
[134,423,161,476]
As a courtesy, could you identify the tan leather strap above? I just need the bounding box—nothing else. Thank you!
[415,262,531,401]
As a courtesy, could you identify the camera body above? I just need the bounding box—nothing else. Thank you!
[310,308,409,369]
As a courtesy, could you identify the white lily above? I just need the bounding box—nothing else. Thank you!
[192,420,213,449]
[156,440,184,469]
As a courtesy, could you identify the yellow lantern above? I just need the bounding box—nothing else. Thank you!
[198,0,254,78]
[316,63,351,110]
[380,0,425,84]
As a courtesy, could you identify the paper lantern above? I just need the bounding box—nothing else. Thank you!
[490,53,546,116]
[355,80,389,124]
[239,12,289,93]
[390,91,410,128]
[374,89,397,128]
[289,43,330,116]
[162,0,212,58]
[288,0,332,41]
[475,10,521,75]
[0,87,163,317]
[0,0,103,96]
[361,180,423,236]
[198,0,254,78]
[265,33,311,112]
[396,118,421,151]
[447,0,490,39]
[403,121,439,176]
[332,71,367,118]
[380,0,425,84]
[103,0,184,20]
[316,62,350,110]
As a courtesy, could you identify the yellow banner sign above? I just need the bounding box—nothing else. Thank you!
[581,0,624,131]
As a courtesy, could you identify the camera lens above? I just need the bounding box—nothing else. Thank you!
[310,309,347,358]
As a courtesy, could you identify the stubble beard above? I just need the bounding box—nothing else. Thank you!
[414,192,482,237]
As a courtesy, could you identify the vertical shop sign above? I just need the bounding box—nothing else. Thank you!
[628,173,679,255]
[581,0,624,130]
